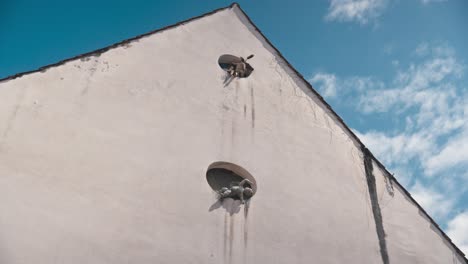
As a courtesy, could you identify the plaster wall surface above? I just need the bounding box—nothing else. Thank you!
[0,5,464,264]
[373,162,466,263]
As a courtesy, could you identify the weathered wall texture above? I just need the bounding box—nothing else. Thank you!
[0,4,465,264]
[373,161,466,263]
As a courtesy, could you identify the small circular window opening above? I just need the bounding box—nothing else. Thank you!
[218,54,254,78]
[206,162,257,203]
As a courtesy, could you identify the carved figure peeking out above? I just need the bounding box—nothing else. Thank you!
[218,179,253,204]
[218,54,254,78]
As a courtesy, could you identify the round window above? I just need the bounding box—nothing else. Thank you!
[206,162,257,198]
[218,54,254,78]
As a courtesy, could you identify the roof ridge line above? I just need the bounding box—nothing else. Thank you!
[0,3,238,83]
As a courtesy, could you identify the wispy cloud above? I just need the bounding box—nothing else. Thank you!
[325,0,449,25]
[354,130,432,169]
[447,212,468,255]
[426,127,468,175]
[325,0,388,25]
[310,43,467,222]
[420,0,448,4]
[356,44,466,178]
[410,181,455,220]
[309,73,338,98]
[415,42,429,56]
[310,73,383,99]
[383,43,394,55]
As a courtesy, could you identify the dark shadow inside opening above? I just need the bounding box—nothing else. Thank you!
[218,54,254,79]
[206,168,253,191]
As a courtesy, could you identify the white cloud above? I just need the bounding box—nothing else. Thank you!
[315,43,467,225]
[389,166,412,188]
[325,0,449,25]
[357,44,466,177]
[415,42,455,58]
[310,73,383,99]
[348,76,383,91]
[421,0,448,4]
[309,73,338,98]
[354,130,433,168]
[410,181,454,220]
[384,43,394,55]
[447,212,468,255]
[313,42,466,258]
[325,0,388,25]
[426,128,468,175]
[415,42,429,56]
[360,56,463,113]
[320,43,466,179]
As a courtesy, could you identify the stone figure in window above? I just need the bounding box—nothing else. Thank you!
[218,179,254,204]
[219,54,254,78]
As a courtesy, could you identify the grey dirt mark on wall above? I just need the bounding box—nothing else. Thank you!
[224,212,229,263]
[243,104,247,119]
[362,146,390,264]
[80,57,99,96]
[0,86,26,149]
[222,200,238,264]
[243,200,250,264]
[213,197,250,264]
[249,83,255,129]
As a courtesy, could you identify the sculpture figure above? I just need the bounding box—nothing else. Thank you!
[218,179,254,204]
[219,54,254,78]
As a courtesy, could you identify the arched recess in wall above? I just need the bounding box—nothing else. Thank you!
[217,54,254,78]
[206,161,257,195]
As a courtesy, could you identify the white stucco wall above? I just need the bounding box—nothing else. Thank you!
[373,161,466,263]
[0,4,465,264]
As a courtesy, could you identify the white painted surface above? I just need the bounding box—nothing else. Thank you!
[373,162,466,263]
[0,5,464,263]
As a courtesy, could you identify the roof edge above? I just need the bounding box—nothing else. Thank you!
[233,3,467,262]
[0,3,238,83]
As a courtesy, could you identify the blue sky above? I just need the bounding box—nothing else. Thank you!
[1,0,467,254]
